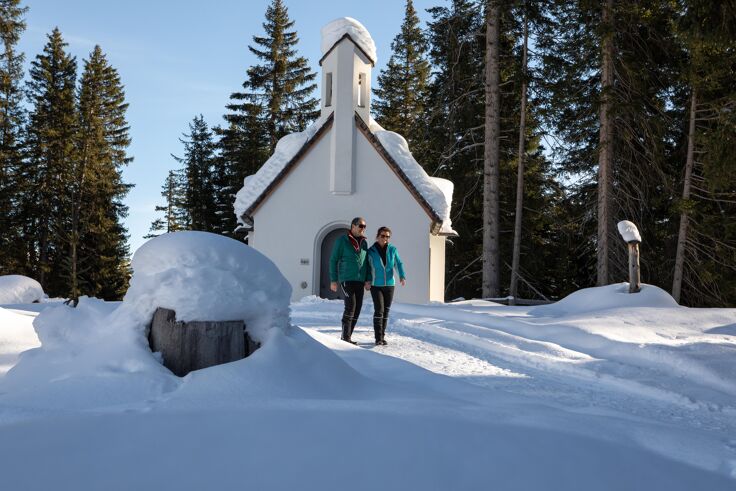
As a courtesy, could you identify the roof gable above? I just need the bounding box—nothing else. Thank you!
[353,113,442,230]
[319,33,376,67]
[236,112,455,236]
[237,113,334,223]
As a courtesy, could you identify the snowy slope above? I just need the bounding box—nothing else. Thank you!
[0,283,735,490]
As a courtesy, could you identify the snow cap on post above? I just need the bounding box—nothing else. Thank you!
[320,17,377,65]
[617,220,641,244]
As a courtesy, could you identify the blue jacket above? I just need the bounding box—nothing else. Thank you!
[366,242,405,287]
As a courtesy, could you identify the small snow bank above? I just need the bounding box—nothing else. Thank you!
[0,275,45,304]
[164,327,394,406]
[0,296,174,410]
[321,17,376,63]
[0,232,293,408]
[235,114,331,226]
[531,283,679,317]
[369,118,456,234]
[119,231,291,342]
[0,307,40,376]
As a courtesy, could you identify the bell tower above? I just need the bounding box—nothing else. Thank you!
[319,28,375,195]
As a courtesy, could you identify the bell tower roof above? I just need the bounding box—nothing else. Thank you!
[319,17,377,66]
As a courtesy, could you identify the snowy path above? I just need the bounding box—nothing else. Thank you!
[292,295,736,473]
[2,286,736,488]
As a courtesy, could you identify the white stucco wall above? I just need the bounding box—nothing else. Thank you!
[429,233,446,302]
[249,126,441,304]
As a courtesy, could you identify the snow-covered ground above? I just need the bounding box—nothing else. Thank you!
[1,231,735,491]
[1,282,735,490]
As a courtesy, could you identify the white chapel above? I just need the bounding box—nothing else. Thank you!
[234,18,456,304]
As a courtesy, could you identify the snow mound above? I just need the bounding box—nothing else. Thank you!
[0,275,45,304]
[369,118,456,234]
[617,220,642,243]
[235,114,331,226]
[321,17,376,64]
[122,231,291,342]
[530,283,679,317]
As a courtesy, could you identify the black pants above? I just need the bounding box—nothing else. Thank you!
[370,286,395,341]
[340,281,365,340]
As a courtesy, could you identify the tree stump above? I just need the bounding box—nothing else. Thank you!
[148,308,258,377]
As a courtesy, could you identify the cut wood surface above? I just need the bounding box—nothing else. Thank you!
[149,308,254,377]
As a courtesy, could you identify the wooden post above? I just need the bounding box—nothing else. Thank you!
[627,241,641,293]
[617,220,642,294]
[148,308,257,377]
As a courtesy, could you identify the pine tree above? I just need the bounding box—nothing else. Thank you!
[73,45,133,300]
[146,169,188,238]
[230,0,318,152]
[217,104,268,215]
[174,115,217,231]
[483,0,502,298]
[0,0,27,275]
[373,0,431,159]
[671,0,736,306]
[536,0,683,294]
[22,28,77,295]
[425,0,486,299]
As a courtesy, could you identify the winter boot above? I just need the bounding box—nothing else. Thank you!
[341,319,357,345]
[380,317,388,345]
[373,315,383,345]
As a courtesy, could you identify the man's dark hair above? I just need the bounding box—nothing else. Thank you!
[351,217,365,227]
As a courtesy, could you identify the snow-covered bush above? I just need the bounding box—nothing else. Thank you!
[0,275,45,304]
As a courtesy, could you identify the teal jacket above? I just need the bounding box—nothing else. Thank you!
[366,242,405,287]
[329,234,368,282]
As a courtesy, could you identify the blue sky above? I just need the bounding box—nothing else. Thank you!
[18,0,438,254]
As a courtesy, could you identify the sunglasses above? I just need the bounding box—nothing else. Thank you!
[379,234,391,238]
[357,223,366,229]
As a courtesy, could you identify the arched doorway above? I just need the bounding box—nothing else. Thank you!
[319,227,349,299]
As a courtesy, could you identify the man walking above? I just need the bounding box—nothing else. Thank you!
[330,217,369,344]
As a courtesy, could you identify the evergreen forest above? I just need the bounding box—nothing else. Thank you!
[1,0,734,307]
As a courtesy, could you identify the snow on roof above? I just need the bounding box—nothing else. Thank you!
[234,113,333,227]
[617,220,642,243]
[0,275,45,304]
[368,118,456,235]
[320,17,377,65]
[234,113,456,235]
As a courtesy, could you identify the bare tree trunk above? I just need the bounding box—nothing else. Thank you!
[483,0,501,298]
[597,0,614,286]
[38,222,48,286]
[509,7,528,305]
[672,90,697,303]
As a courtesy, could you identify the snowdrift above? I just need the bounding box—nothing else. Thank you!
[0,275,45,304]
[530,283,679,316]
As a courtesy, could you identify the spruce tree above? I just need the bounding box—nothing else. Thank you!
[0,0,27,275]
[424,0,486,299]
[536,0,683,294]
[230,0,318,151]
[217,105,268,213]
[373,0,430,159]
[174,115,217,231]
[146,169,187,238]
[74,45,132,300]
[23,28,77,294]
[671,0,736,306]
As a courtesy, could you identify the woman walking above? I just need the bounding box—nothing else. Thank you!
[365,227,406,346]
